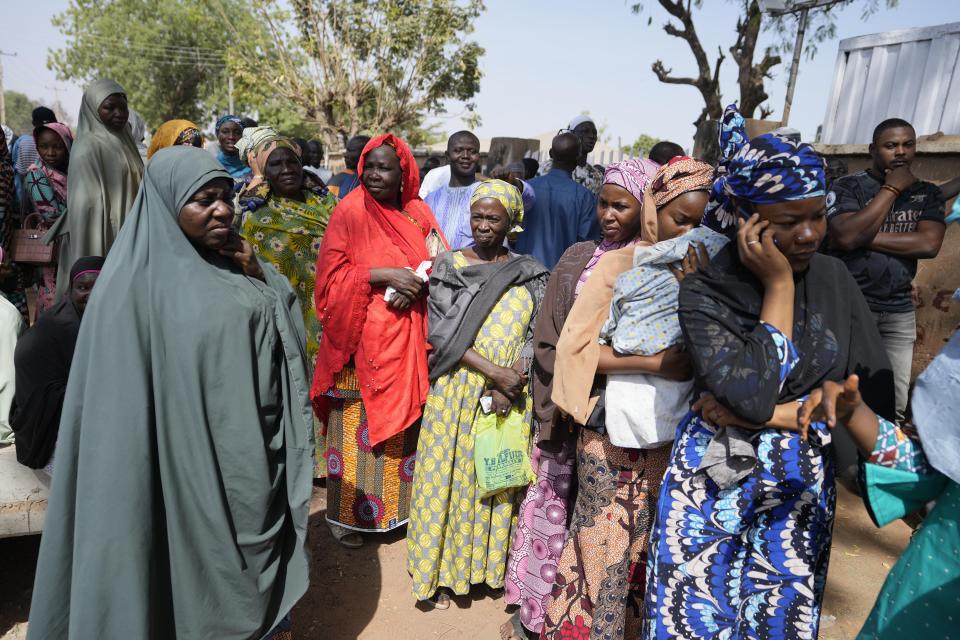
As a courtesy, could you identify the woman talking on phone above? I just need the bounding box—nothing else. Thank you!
[644,109,895,640]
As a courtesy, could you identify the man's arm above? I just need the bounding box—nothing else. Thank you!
[828,187,897,251]
[867,220,946,259]
[829,167,918,251]
[578,191,600,241]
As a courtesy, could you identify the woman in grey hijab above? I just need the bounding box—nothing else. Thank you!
[47,79,144,297]
[27,146,313,639]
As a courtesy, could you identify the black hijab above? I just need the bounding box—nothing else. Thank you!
[678,244,895,424]
[11,256,105,468]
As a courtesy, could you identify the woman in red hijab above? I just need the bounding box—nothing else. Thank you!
[312,134,445,547]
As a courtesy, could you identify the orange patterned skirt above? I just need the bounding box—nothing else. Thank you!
[541,430,671,640]
[323,368,419,532]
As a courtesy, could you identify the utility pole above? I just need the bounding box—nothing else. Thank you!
[228,76,234,115]
[760,0,841,126]
[0,51,18,126]
[44,84,67,121]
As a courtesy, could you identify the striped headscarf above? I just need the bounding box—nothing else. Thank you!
[703,104,826,235]
[470,179,525,237]
[649,156,714,208]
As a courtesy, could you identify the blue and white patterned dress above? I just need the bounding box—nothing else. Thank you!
[645,324,836,640]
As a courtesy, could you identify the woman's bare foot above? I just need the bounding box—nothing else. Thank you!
[500,612,527,640]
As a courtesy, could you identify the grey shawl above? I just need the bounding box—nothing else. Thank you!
[427,250,549,381]
[27,147,313,639]
[47,79,144,296]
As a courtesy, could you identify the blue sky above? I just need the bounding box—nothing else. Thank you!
[4,0,960,149]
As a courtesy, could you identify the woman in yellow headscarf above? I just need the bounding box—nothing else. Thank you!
[405,180,549,608]
[146,120,203,159]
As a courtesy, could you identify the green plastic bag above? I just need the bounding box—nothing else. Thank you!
[474,404,535,498]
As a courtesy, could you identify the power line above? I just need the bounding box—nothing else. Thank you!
[82,35,227,55]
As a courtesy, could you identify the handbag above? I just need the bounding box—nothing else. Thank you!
[10,214,56,265]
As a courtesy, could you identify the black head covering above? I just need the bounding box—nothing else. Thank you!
[69,256,106,282]
[11,256,104,468]
[32,106,58,127]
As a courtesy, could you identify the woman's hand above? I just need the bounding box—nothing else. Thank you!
[737,214,792,289]
[798,375,880,452]
[798,375,862,431]
[371,267,425,300]
[488,389,513,417]
[669,242,710,283]
[220,233,265,281]
[388,291,414,310]
[693,393,749,428]
[488,365,528,400]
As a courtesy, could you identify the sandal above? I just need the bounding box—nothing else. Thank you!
[327,521,363,549]
[425,588,451,610]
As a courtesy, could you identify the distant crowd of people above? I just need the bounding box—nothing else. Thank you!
[0,78,958,640]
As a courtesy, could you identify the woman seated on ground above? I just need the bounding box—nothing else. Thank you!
[27,146,312,639]
[407,180,549,609]
[538,157,715,640]
[312,134,444,548]
[25,122,74,313]
[12,256,103,473]
[146,119,203,159]
[799,338,959,640]
[644,115,895,640]
[239,126,336,477]
[502,158,661,639]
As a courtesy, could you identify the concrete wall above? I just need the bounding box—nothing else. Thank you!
[816,135,960,379]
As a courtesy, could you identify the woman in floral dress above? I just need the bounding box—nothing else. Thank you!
[238,126,336,478]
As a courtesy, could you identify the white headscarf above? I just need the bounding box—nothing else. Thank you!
[567,114,595,130]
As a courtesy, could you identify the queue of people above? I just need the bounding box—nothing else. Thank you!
[0,79,956,640]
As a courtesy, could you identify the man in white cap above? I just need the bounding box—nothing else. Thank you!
[537,114,603,194]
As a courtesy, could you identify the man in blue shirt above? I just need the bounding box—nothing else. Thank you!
[514,132,599,268]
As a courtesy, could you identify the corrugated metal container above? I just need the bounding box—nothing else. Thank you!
[821,22,960,144]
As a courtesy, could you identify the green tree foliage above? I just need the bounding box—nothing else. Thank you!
[622,134,663,157]
[48,0,278,130]
[219,0,485,147]
[3,91,37,136]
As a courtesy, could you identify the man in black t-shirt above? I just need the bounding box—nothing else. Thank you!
[827,118,946,422]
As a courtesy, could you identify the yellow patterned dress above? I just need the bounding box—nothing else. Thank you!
[406,251,536,600]
[241,190,336,477]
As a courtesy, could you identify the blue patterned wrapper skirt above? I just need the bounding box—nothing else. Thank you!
[645,412,836,640]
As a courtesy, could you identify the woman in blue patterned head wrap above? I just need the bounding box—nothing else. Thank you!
[644,105,895,640]
[704,103,827,235]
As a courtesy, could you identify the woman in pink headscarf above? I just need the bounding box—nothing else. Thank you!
[504,159,666,639]
[25,122,73,313]
[536,157,712,640]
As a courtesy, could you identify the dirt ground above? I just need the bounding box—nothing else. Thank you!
[0,482,912,640]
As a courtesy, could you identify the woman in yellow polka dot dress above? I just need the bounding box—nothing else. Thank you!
[406,180,549,608]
